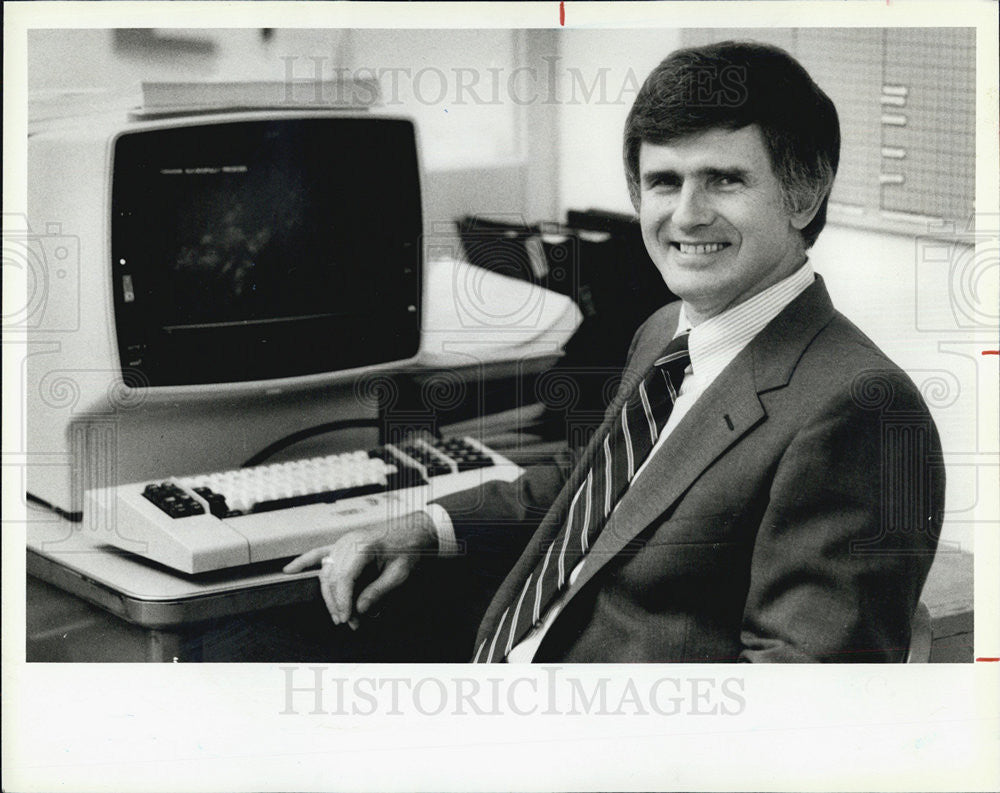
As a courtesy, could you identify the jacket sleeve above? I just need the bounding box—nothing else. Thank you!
[738,372,944,662]
[427,305,670,573]
[429,447,578,573]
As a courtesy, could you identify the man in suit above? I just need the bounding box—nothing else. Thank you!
[286,41,943,662]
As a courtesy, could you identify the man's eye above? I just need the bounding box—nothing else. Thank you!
[647,176,680,190]
[715,174,742,187]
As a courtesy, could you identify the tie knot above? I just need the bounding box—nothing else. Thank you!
[653,332,690,370]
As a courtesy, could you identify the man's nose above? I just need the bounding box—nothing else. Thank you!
[671,182,714,229]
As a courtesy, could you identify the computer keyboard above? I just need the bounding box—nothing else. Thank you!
[84,436,522,574]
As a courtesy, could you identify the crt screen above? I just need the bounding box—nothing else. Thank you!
[112,117,422,385]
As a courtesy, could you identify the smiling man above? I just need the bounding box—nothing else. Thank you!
[287,41,944,663]
[638,126,816,325]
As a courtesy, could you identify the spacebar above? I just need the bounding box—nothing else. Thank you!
[250,482,387,513]
[221,486,433,564]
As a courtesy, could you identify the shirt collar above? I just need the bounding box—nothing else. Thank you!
[673,260,815,384]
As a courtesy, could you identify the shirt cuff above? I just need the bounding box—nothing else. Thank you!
[423,503,459,557]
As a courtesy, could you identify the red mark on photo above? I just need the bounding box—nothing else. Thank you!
[982,350,999,356]
[560,1,565,26]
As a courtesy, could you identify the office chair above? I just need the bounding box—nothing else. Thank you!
[906,601,933,663]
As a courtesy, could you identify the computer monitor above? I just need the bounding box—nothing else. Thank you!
[26,111,424,516]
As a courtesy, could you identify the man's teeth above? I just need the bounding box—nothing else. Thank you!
[677,242,727,254]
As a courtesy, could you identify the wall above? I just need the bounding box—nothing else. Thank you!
[557,29,683,216]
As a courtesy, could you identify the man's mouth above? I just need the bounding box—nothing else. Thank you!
[672,242,730,255]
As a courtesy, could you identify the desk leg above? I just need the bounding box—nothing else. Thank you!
[147,630,200,662]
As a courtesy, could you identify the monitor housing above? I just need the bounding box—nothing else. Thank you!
[26,111,424,516]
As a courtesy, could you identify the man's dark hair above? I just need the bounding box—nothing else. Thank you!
[624,40,840,248]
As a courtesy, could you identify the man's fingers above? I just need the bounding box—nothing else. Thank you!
[283,546,331,573]
[356,556,412,614]
[329,534,375,624]
[317,564,341,625]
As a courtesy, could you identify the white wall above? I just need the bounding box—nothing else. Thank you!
[557,29,683,215]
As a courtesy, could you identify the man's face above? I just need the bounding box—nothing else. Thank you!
[638,125,816,325]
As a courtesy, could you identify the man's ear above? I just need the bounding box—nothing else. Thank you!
[789,185,828,231]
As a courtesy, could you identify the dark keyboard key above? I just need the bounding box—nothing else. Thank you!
[142,482,204,519]
[193,486,231,518]
[456,457,492,471]
[250,482,389,514]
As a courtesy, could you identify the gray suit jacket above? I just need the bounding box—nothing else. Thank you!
[434,277,944,662]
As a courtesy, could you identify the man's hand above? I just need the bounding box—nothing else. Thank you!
[283,512,438,628]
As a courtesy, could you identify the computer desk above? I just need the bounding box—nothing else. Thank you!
[24,354,565,663]
[26,491,504,663]
[26,506,975,663]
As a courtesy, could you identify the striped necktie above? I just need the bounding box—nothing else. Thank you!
[474,332,691,663]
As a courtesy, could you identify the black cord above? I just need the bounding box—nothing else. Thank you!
[241,418,385,468]
[26,492,83,522]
